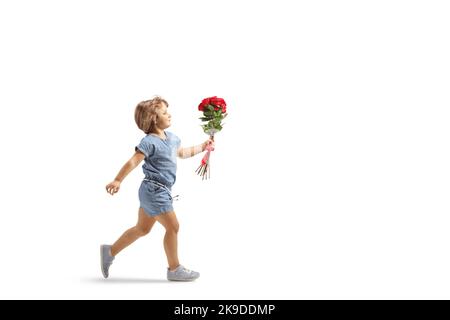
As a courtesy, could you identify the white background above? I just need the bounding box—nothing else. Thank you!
[0,0,449,299]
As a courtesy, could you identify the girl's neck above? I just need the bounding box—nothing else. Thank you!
[151,128,166,139]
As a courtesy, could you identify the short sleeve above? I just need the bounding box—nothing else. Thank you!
[135,138,155,158]
[167,131,181,149]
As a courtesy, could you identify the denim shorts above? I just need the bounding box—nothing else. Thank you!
[138,180,174,217]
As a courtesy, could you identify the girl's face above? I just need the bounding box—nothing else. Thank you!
[155,103,171,129]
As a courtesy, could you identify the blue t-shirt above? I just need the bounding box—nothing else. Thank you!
[135,131,181,188]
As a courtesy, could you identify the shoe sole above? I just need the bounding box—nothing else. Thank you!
[168,279,199,281]
[100,245,108,279]
[167,276,200,282]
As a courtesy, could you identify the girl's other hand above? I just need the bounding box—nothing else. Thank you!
[106,180,121,195]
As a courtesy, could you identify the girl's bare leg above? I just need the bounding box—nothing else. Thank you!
[110,207,156,257]
[154,211,180,271]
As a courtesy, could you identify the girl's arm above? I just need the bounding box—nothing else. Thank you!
[177,138,214,159]
[106,151,145,195]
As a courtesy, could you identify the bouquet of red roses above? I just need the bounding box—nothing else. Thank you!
[195,96,227,179]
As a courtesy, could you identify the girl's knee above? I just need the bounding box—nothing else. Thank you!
[135,225,151,236]
[156,212,179,233]
[166,222,179,234]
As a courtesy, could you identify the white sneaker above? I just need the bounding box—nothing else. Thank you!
[100,244,114,278]
[167,265,200,281]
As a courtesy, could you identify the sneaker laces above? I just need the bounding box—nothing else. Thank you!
[176,266,192,274]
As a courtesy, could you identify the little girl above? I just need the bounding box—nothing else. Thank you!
[102,96,213,281]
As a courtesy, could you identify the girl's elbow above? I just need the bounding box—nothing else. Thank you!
[177,150,185,159]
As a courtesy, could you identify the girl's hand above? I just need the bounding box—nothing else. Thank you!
[106,180,121,195]
[202,138,215,151]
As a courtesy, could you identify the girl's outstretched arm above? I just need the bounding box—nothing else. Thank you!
[106,151,145,195]
[177,138,214,159]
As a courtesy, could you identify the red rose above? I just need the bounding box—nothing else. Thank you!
[210,97,226,108]
[198,97,211,111]
[210,97,226,113]
[213,106,227,113]
[199,96,226,113]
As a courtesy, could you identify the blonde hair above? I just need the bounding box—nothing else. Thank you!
[134,96,168,134]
